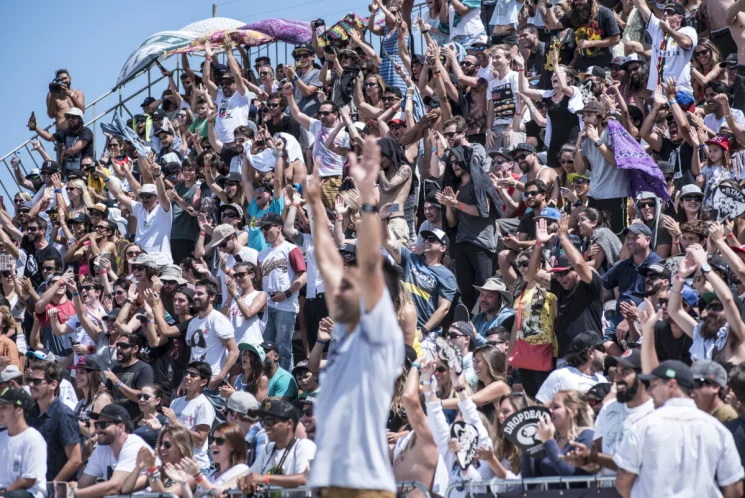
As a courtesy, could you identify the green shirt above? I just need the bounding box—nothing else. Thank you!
[189,116,208,138]
[267,367,298,399]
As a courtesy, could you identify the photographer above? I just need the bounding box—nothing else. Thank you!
[32,108,94,176]
[45,69,85,131]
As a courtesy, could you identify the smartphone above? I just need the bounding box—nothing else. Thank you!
[55,481,69,498]
[389,203,400,212]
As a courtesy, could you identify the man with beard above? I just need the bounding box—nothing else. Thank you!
[206,224,259,311]
[166,361,216,474]
[692,360,738,422]
[263,92,304,144]
[260,341,298,399]
[535,331,608,403]
[565,349,654,476]
[619,56,650,108]
[296,398,316,440]
[77,405,153,498]
[471,277,515,337]
[446,50,489,145]
[630,0,697,94]
[204,39,252,146]
[543,0,620,70]
[431,116,490,177]
[579,66,608,101]
[641,79,697,185]
[132,113,149,143]
[103,333,154,420]
[20,215,61,288]
[377,138,413,246]
[209,120,253,174]
[32,107,94,175]
[634,192,674,258]
[186,280,239,389]
[615,360,744,498]
[670,245,745,364]
[518,24,546,80]
[703,82,745,134]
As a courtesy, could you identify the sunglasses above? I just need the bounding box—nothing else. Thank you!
[706,302,725,312]
[116,342,133,349]
[259,71,271,76]
[554,269,572,277]
[24,377,45,386]
[682,195,701,202]
[139,194,156,200]
[259,225,273,232]
[267,103,281,108]
[693,377,718,389]
[424,236,440,244]
[42,266,58,272]
[224,181,240,187]
[25,226,40,232]
[493,159,506,165]
[302,409,313,417]
[295,53,313,59]
[234,272,250,279]
[160,441,173,449]
[435,366,448,373]
[80,285,94,292]
[382,96,398,102]
[317,111,333,117]
[573,178,588,185]
[0,271,12,278]
[126,251,141,257]
[695,50,709,56]
[94,421,115,430]
[262,416,282,427]
[559,159,574,165]
[137,393,152,401]
[219,239,232,249]
[132,265,146,272]
[222,212,239,219]
[518,260,530,268]
[470,45,488,52]
[184,371,201,378]
[460,61,475,67]
[638,202,655,209]
[447,332,466,339]
[513,152,530,160]
[210,436,226,446]
[95,225,109,231]
[525,191,541,197]
[13,198,23,204]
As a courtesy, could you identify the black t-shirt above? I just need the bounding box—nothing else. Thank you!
[169,318,194,389]
[665,140,696,188]
[105,360,155,420]
[560,6,620,70]
[219,145,242,174]
[550,270,604,356]
[52,126,95,173]
[653,320,693,365]
[539,29,576,90]
[137,330,171,395]
[518,209,539,240]
[21,238,62,287]
[265,115,303,144]
[525,120,546,151]
[724,415,745,472]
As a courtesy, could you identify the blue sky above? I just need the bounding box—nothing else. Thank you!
[0,0,384,205]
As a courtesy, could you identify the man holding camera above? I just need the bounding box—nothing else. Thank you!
[32,108,93,175]
[45,69,85,131]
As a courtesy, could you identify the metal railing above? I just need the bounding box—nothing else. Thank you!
[0,3,431,206]
[445,476,619,497]
[196,480,432,497]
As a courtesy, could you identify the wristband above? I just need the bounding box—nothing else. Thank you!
[147,466,159,475]
[699,143,706,149]
[104,177,111,183]
[421,326,430,336]
[434,72,441,78]
[265,475,271,485]
[153,173,162,178]
[292,203,301,208]
[360,203,379,213]
[727,234,736,240]
[195,474,206,484]
[536,241,542,247]
[71,292,79,297]
[458,202,464,211]
[125,299,133,304]
[668,100,677,107]
[411,363,421,370]
[316,339,330,345]
[292,76,299,82]
[54,188,62,194]
[199,231,206,236]
[206,57,212,62]
[517,68,524,72]
[116,380,123,388]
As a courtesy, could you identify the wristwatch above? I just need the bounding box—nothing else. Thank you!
[593,139,603,148]
[701,263,712,274]
[284,289,292,298]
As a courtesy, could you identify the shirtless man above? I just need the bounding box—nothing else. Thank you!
[726,0,745,61]
[46,70,85,131]
[707,0,742,58]
[394,360,440,498]
[378,140,413,247]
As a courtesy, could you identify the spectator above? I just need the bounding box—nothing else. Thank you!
[257,213,307,370]
[131,384,168,448]
[225,391,266,466]
[260,341,298,399]
[204,40,252,146]
[45,69,85,130]
[229,343,269,401]
[103,333,155,420]
[33,108,94,175]
[26,361,82,482]
[78,405,153,498]
[206,223,259,309]
[189,421,249,490]
[0,387,47,498]
[166,361,216,475]
[471,277,516,337]
[21,216,61,288]
[222,261,266,346]
[615,360,744,497]
[703,84,745,134]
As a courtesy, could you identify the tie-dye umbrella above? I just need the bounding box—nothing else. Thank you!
[164,29,274,57]
[240,18,313,45]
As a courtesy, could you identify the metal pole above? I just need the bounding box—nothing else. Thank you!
[212,3,217,17]
[1,159,21,191]
[23,143,37,170]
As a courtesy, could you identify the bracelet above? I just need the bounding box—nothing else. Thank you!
[206,57,212,62]
[292,76,299,82]
[125,299,133,304]
[265,475,271,485]
[199,231,206,236]
[147,466,159,475]
[699,143,706,149]
[71,292,79,297]
[153,173,162,178]
[517,68,524,72]
[116,380,123,388]
[334,216,343,221]
[536,241,543,247]
[455,386,466,393]
[434,72,441,78]
[458,202,464,211]
[292,203,301,208]
[149,472,161,481]
[668,100,677,107]
[54,188,62,194]
[193,472,203,479]
[195,474,206,484]
[411,362,421,370]
[104,177,111,183]
[360,203,379,213]
[727,234,736,239]
[316,339,330,345]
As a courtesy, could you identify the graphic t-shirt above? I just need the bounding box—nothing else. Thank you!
[258,241,307,313]
[245,196,285,252]
[52,126,95,173]
[105,360,155,420]
[646,15,697,92]
[399,248,457,334]
[251,438,316,476]
[560,6,620,69]
[214,89,251,144]
[170,394,216,470]
[187,310,235,375]
[594,398,655,476]
[0,427,47,498]
[486,71,520,125]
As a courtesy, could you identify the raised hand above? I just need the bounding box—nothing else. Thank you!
[348,138,381,195]
[535,218,551,245]
[204,41,214,58]
[510,47,525,69]
[536,412,555,443]
[334,195,349,217]
[664,76,678,100]
[317,316,334,342]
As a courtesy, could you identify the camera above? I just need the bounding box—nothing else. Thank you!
[324,45,336,54]
[49,77,65,93]
[312,18,325,27]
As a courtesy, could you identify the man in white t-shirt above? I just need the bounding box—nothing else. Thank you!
[702,82,745,134]
[78,404,153,498]
[486,45,520,150]
[0,387,47,498]
[104,161,173,266]
[187,280,239,389]
[535,332,608,403]
[239,399,316,494]
[205,224,259,304]
[204,40,252,145]
[284,82,350,209]
[257,213,307,370]
[631,0,697,93]
[165,361,216,474]
[304,140,406,495]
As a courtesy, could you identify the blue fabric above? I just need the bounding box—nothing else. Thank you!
[380,27,409,97]
[264,308,298,371]
[29,397,81,480]
[520,428,595,478]
[602,252,662,313]
[471,308,517,337]
[399,248,457,334]
[245,196,285,252]
[246,423,268,466]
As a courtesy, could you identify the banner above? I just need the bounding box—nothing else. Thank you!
[317,13,371,47]
[164,29,274,57]
[241,18,313,45]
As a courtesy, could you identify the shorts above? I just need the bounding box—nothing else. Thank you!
[320,175,342,210]
[491,32,518,46]
[387,217,410,247]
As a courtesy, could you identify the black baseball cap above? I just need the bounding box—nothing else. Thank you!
[69,355,101,371]
[566,332,604,354]
[140,96,156,107]
[90,404,132,428]
[512,143,537,156]
[639,359,694,388]
[256,213,284,228]
[40,160,60,173]
[260,341,279,353]
[151,109,167,119]
[664,2,686,15]
[607,348,642,370]
[253,398,300,422]
[0,386,32,412]
[638,262,671,280]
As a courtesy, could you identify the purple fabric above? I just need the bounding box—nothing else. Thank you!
[607,119,670,202]
[241,19,312,45]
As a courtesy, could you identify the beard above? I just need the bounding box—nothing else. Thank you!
[518,160,531,173]
[702,314,727,340]
[629,71,646,91]
[616,375,641,403]
[569,2,593,25]
[644,281,663,297]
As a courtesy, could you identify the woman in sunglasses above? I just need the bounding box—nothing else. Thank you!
[183,422,248,491]
[691,40,723,103]
[60,178,96,220]
[71,356,111,460]
[131,384,169,448]
[356,74,386,121]
[222,261,266,345]
[118,242,144,278]
[122,424,196,496]
[111,277,131,308]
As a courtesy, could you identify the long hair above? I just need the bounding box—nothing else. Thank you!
[556,390,595,440]
[213,421,248,471]
[67,179,96,211]
[364,74,386,106]
[578,207,611,231]
[474,345,508,391]
[567,0,599,27]
[395,281,414,322]
[692,39,722,73]
[234,261,261,291]
[0,305,18,335]
[156,424,194,463]
[76,369,104,404]
[241,348,265,396]
[494,393,531,474]
[119,243,143,277]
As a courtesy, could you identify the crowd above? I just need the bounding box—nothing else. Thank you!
[1,0,745,496]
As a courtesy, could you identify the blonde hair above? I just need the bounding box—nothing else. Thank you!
[364,74,386,106]
[556,390,595,440]
[0,306,18,335]
[494,393,531,474]
[67,179,95,212]
[156,425,194,463]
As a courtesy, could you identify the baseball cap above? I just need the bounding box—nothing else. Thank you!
[708,254,729,275]
[339,242,357,259]
[68,213,91,225]
[238,343,266,361]
[621,54,644,70]
[133,114,147,122]
[535,207,562,222]
[160,265,187,285]
[469,34,490,47]
[720,53,738,68]
[151,109,167,120]
[40,160,60,173]
[255,212,284,228]
[260,341,279,354]
[610,56,628,67]
[566,332,604,354]
[548,253,573,273]
[706,135,730,152]
[219,203,243,217]
[607,349,642,370]
[141,96,157,107]
[227,391,260,414]
[680,184,704,199]
[420,229,449,247]
[24,168,41,180]
[0,365,22,383]
[292,43,314,57]
[473,277,513,307]
[579,66,607,79]
[623,223,653,237]
[664,2,686,15]
[657,161,675,175]
[638,262,671,280]
[90,404,133,428]
[217,172,242,188]
[639,360,694,388]
[103,308,121,321]
[139,184,157,196]
[204,224,237,252]
[90,203,108,215]
[576,100,606,115]
[69,355,101,371]
[512,143,536,156]
[25,348,56,362]
[153,128,175,137]
[692,359,727,388]
[253,398,300,422]
[292,360,312,376]
[450,321,475,338]
[64,107,84,118]
[0,387,32,412]
[423,95,440,107]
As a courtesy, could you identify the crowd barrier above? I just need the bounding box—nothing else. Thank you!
[190,481,432,497]
[445,476,619,497]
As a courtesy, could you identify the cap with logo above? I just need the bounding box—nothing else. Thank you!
[579,66,607,79]
[0,387,32,411]
[621,54,644,70]
[607,349,642,370]
[511,143,537,156]
[420,229,449,247]
[69,355,101,371]
[664,2,686,15]
[253,398,300,422]
[638,262,671,280]
[706,135,730,152]
[90,404,133,429]
[256,212,284,228]
[610,56,629,67]
[639,360,694,388]
[535,207,562,222]
[227,391,260,415]
[151,109,168,120]
[548,253,573,273]
[26,348,56,362]
[40,160,60,173]
[260,341,279,354]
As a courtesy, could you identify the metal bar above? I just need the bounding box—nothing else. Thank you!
[444,476,618,497]
[1,159,21,190]
[0,172,16,202]
[22,143,36,171]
